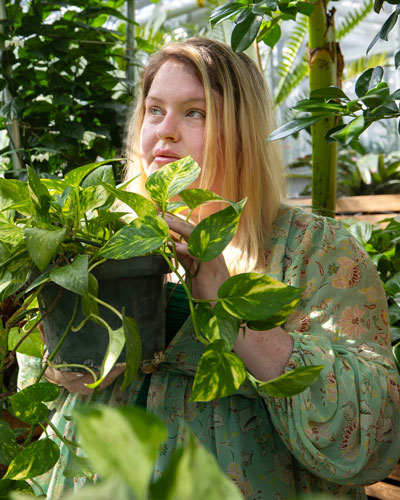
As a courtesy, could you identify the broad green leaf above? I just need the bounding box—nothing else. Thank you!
[261,23,281,49]
[64,160,120,187]
[81,274,100,320]
[190,341,246,401]
[100,181,157,217]
[166,201,188,214]
[145,157,200,210]
[246,293,301,330]
[50,254,89,296]
[26,166,51,218]
[218,273,303,321]
[3,438,59,480]
[367,6,400,53]
[25,227,67,272]
[347,221,373,245]
[80,185,109,213]
[296,1,315,16]
[42,477,132,500]
[259,365,324,397]
[267,114,332,141]
[0,479,34,498]
[0,225,24,244]
[355,66,384,97]
[179,189,244,213]
[197,302,240,350]
[73,405,167,497]
[231,11,263,52]
[10,382,60,424]
[0,260,31,303]
[386,272,400,296]
[98,215,169,259]
[310,86,349,100]
[63,453,96,480]
[209,2,245,28]
[8,327,43,358]
[121,312,141,391]
[150,432,243,500]
[81,164,115,189]
[395,50,400,70]
[0,421,19,465]
[188,203,245,261]
[330,115,367,145]
[0,179,30,214]
[85,325,125,390]
[293,99,345,113]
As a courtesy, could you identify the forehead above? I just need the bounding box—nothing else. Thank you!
[146,60,205,99]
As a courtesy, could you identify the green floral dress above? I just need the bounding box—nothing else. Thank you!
[18,205,400,499]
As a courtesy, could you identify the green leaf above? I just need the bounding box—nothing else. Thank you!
[267,114,332,141]
[3,438,59,480]
[26,166,51,218]
[85,325,125,390]
[8,327,43,358]
[395,50,400,70]
[188,203,245,262]
[0,479,34,498]
[0,179,31,216]
[386,272,400,296]
[145,157,200,210]
[73,405,167,497]
[179,189,243,213]
[98,215,169,259]
[310,86,349,100]
[10,382,60,424]
[64,160,120,187]
[261,23,281,49]
[121,312,141,391]
[81,274,100,323]
[218,273,303,321]
[296,1,315,16]
[231,11,263,52]
[190,341,246,401]
[100,182,157,217]
[347,221,373,245]
[329,115,367,145]
[246,293,302,330]
[25,227,67,272]
[209,3,245,28]
[63,453,96,480]
[355,66,384,97]
[0,421,19,465]
[150,432,243,500]
[50,254,89,296]
[79,185,109,213]
[197,302,240,350]
[81,164,115,190]
[0,225,24,244]
[293,99,345,113]
[259,365,324,397]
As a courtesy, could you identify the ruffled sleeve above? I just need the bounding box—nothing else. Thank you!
[264,206,400,485]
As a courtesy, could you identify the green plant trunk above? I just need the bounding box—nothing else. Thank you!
[0,321,7,393]
[308,0,338,217]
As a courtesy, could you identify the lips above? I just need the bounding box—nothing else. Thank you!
[153,149,181,165]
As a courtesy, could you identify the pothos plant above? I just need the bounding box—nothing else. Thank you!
[0,156,323,495]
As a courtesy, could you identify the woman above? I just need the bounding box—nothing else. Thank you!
[19,38,400,499]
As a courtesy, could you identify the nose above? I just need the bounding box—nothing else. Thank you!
[157,112,179,142]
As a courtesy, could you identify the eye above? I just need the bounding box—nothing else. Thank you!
[187,109,205,119]
[150,106,162,115]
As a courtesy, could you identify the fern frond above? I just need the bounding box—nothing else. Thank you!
[274,58,308,106]
[344,52,388,81]
[336,0,374,40]
[274,15,308,97]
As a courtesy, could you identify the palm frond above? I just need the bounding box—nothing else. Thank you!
[274,15,308,103]
[336,0,374,40]
[274,58,308,106]
[344,52,388,81]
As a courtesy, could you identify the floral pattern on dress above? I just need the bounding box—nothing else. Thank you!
[17,205,400,500]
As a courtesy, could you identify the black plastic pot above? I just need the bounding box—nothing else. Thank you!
[38,255,169,371]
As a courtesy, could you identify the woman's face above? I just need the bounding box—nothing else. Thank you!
[140,60,206,177]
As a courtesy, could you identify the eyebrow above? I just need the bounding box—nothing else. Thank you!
[146,96,206,105]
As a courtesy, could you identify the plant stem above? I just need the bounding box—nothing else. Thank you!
[35,295,80,384]
[89,295,122,320]
[47,420,76,453]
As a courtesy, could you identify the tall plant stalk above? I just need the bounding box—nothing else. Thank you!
[308,0,339,216]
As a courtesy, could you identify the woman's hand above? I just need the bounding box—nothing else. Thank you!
[164,214,230,301]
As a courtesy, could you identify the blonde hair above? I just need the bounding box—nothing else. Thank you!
[124,37,286,274]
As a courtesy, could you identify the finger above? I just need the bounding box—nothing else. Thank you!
[164,214,194,240]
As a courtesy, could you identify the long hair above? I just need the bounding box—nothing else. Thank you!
[124,37,286,274]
